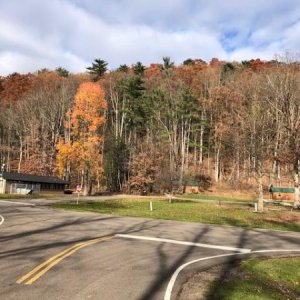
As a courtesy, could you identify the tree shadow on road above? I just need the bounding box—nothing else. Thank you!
[0,216,160,260]
[204,228,249,299]
[138,226,211,300]
[189,227,300,299]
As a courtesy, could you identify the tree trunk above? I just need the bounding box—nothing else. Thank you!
[236,149,240,182]
[294,160,300,208]
[199,111,204,165]
[83,168,92,196]
[257,161,264,212]
[214,148,220,182]
[17,134,23,172]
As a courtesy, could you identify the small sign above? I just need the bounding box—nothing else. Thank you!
[76,185,82,205]
[76,185,82,193]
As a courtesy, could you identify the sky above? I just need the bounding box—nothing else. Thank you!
[0,0,299,75]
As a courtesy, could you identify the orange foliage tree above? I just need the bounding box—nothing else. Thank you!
[57,82,107,195]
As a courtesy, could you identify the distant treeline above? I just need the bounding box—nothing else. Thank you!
[0,54,300,207]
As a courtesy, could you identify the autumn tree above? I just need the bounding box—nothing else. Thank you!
[265,58,300,208]
[57,82,107,195]
[3,53,300,202]
[0,73,34,171]
[0,72,34,106]
[127,150,161,194]
[241,75,274,211]
[9,72,80,175]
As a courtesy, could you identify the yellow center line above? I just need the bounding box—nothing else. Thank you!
[16,236,114,285]
[17,242,87,284]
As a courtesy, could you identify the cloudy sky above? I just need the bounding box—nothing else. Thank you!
[0,0,299,75]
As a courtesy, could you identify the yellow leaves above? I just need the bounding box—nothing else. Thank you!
[56,140,73,176]
[56,81,107,179]
[70,82,107,138]
[74,82,107,110]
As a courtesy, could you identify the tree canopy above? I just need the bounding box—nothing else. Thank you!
[1,54,300,206]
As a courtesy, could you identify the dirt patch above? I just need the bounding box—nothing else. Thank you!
[178,266,222,300]
[177,256,300,300]
[206,184,256,200]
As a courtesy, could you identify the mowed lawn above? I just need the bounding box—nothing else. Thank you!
[178,193,255,203]
[210,257,300,299]
[52,199,300,232]
[0,194,38,199]
[0,193,73,199]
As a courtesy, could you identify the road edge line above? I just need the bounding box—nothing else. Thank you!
[0,215,4,226]
[164,249,300,300]
[115,234,251,253]
[0,200,35,206]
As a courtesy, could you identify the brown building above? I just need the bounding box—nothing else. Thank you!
[0,172,68,194]
[270,187,294,201]
[172,181,199,194]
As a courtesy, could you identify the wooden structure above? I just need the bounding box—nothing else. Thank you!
[270,187,294,201]
[185,181,200,193]
[0,172,68,194]
[172,181,199,194]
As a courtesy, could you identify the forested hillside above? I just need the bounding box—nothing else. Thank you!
[1,55,299,204]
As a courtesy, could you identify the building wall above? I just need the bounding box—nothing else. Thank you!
[0,178,6,194]
[0,174,66,194]
[4,181,40,194]
[4,181,65,194]
[272,192,294,201]
[40,183,65,191]
[185,186,199,194]
[5,182,11,193]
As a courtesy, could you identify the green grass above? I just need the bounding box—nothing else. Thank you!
[0,194,39,199]
[179,193,255,203]
[52,199,300,232]
[210,257,300,299]
[0,193,70,199]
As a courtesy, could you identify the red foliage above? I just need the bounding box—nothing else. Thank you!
[0,73,34,106]
[250,59,267,71]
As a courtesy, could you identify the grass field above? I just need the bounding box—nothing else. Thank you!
[52,199,300,232]
[177,193,255,203]
[210,257,300,299]
[0,194,39,199]
[0,193,72,199]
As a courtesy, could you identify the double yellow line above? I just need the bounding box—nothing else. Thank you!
[16,236,114,285]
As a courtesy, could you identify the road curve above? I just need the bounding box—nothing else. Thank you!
[0,214,4,226]
[1,201,300,300]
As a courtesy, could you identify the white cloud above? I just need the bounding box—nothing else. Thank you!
[0,0,299,75]
[0,52,36,75]
[228,45,280,62]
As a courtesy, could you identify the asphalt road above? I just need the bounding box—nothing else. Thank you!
[0,199,300,300]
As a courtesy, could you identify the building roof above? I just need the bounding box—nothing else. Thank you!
[172,180,199,187]
[185,181,199,187]
[271,187,294,193]
[0,172,68,184]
